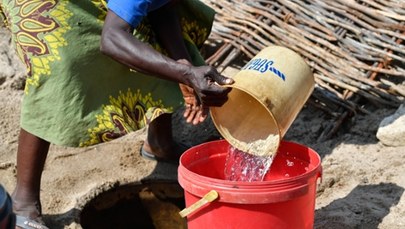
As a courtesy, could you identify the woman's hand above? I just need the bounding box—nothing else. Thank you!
[177,59,208,125]
[177,59,234,125]
[179,83,208,124]
[187,65,234,107]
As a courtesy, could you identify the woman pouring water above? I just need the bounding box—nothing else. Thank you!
[0,0,233,228]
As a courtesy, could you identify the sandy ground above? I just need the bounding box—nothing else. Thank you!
[1,25,405,229]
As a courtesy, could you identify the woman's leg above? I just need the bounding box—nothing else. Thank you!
[12,128,49,219]
[143,113,177,160]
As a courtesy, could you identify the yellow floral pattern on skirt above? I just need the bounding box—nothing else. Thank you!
[0,0,215,147]
[80,89,172,147]
[1,0,72,93]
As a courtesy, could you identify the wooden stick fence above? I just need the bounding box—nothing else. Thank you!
[202,0,405,140]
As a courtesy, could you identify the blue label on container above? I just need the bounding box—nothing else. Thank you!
[241,58,286,81]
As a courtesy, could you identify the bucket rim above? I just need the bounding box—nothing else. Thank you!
[178,140,322,203]
[179,139,321,186]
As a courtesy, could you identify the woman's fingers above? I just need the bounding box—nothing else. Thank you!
[183,104,208,125]
[198,107,209,123]
[183,104,192,118]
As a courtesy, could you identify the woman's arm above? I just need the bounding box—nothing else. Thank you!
[100,8,234,108]
[100,10,190,84]
[148,2,207,124]
[147,1,191,62]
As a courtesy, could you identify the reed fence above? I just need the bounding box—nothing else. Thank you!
[202,0,405,139]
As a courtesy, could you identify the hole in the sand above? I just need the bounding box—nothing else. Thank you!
[80,182,186,229]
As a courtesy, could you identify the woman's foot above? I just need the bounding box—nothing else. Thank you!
[12,198,48,229]
[15,214,48,229]
[143,113,177,160]
[141,140,187,164]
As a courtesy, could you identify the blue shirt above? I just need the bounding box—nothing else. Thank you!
[108,0,171,28]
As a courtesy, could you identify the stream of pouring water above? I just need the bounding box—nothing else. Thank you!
[224,146,274,182]
[224,134,280,182]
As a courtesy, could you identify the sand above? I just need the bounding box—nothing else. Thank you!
[1,26,405,229]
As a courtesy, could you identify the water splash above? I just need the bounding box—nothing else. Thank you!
[224,146,274,182]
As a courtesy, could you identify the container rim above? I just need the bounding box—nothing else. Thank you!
[179,140,322,187]
[178,140,322,203]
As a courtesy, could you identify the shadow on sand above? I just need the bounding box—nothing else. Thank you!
[315,183,404,229]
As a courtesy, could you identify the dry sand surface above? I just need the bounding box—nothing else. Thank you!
[1,26,405,229]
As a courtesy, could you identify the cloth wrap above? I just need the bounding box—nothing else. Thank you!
[0,0,215,147]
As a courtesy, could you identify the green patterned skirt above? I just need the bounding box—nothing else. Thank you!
[0,0,214,147]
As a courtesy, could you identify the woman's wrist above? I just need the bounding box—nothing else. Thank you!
[175,60,194,86]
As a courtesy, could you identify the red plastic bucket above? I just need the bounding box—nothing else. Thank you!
[178,139,322,229]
